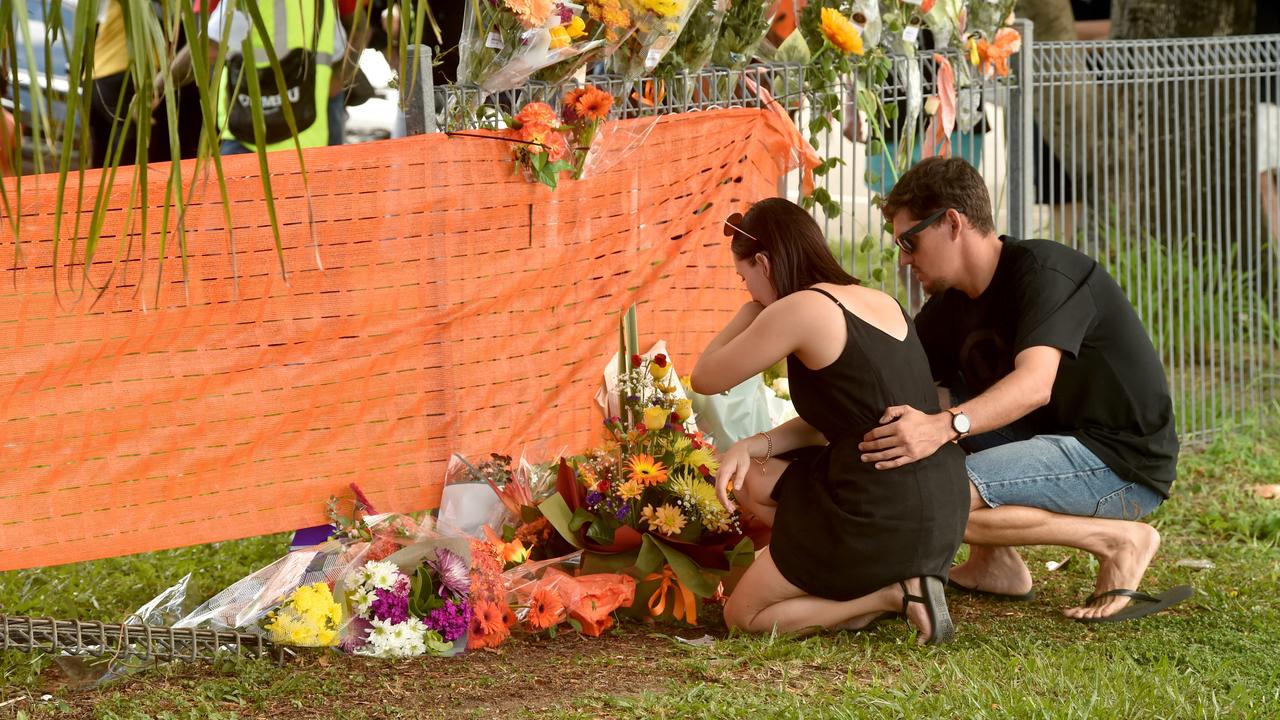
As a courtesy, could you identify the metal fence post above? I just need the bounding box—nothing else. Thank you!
[403,45,436,136]
[1007,19,1034,239]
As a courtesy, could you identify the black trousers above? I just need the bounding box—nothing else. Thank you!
[88,71,203,169]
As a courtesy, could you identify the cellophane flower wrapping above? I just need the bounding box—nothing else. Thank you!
[654,0,729,78]
[458,0,609,94]
[502,551,637,636]
[610,0,700,82]
[710,0,772,70]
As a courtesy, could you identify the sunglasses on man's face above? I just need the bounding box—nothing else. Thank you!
[723,212,761,243]
[895,207,955,254]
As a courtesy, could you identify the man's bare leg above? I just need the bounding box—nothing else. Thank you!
[958,493,1161,619]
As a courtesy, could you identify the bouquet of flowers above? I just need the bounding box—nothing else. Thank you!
[327,482,430,561]
[710,0,774,70]
[458,0,608,94]
[655,0,729,78]
[560,84,615,178]
[536,307,755,624]
[504,555,637,636]
[534,0,638,85]
[264,582,345,647]
[505,100,576,189]
[611,0,700,83]
[340,542,472,658]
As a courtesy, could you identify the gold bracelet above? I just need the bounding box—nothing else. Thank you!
[752,431,773,470]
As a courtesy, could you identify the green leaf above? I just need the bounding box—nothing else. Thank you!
[859,235,876,254]
[539,494,584,549]
[872,267,885,282]
[724,537,756,568]
[645,536,720,598]
[581,549,641,575]
[585,516,620,545]
[775,29,811,65]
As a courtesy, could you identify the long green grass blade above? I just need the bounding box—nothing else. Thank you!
[239,31,288,282]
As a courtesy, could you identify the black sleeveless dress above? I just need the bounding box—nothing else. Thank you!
[768,287,970,601]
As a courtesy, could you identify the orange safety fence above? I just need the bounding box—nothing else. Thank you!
[0,107,815,571]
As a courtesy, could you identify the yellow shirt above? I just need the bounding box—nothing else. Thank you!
[93,0,129,79]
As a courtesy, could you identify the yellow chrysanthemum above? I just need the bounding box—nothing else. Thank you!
[670,472,730,531]
[685,447,718,474]
[617,478,644,501]
[821,8,864,56]
[265,582,342,647]
[639,0,684,18]
[628,454,669,486]
[648,503,687,536]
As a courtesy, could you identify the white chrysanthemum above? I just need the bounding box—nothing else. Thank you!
[349,587,374,617]
[356,618,428,658]
[361,560,401,591]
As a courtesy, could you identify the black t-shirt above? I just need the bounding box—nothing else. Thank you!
[915,237,1179,497]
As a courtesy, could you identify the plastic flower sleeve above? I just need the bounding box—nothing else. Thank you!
[610,0,701,84]
[534,0,637,86]
[436,453,513,539]
[710,0,772,70]
[655,0,729,78]
[502,551,637,636]
[458,0,608,95]
[53,574,194,688]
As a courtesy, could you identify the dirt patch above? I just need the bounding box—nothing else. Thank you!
[15,624,702,720]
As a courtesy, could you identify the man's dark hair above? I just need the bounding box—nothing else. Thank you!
[730,197,859,298]
[882,157,996,234]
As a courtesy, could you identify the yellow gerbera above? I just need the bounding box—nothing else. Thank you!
[628,454,669,486]
[821,8,864,56]
[648,503,687,536]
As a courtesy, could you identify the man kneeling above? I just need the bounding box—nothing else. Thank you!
[860,157,1190,623]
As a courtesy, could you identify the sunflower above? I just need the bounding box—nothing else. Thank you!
[526,586,566,630]
[647,503,687,536]
[628,454,669,486]
[820,8,864,56]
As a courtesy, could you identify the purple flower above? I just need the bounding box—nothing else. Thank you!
[615,504,630,521]
[429,547,471,598]
[585,491,603,509]
[557,4,574,23]
[424,598,472,643]
[369,587,410,623]
[340,617,372,653]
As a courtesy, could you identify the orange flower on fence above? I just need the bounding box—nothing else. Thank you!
[821,8,864,56]
[972,27,1022,79]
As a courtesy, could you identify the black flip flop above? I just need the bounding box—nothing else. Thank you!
[947,578,1037,602]
[1075,585,1194,624]
[901,577,955,645]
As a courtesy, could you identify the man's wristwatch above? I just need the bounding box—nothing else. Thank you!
[947,408,971,443]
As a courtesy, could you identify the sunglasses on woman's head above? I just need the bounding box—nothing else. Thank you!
[723,212,761,243]
[895,207,956,254]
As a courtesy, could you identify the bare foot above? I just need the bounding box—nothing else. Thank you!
[893,578,935,645]
[1062,522,1161,620]
[834,611,893,632]
[948,545,1033,596]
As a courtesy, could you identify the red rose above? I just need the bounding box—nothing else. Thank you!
[653,354,668,367]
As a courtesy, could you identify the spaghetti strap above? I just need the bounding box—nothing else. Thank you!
[804,287,843,307]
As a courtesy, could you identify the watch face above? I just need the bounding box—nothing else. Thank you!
[953,412,972,434]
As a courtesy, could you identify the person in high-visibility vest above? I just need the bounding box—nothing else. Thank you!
[161,0,345,155]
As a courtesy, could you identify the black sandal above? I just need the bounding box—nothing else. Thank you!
[900,576,955,645]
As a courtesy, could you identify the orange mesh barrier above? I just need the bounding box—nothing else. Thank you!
[0,108,814,571]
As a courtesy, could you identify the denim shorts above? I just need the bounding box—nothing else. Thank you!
[962,429,1163,520]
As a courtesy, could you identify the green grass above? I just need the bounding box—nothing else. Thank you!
[3,423,1280,718]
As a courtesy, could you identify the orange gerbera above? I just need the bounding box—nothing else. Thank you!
[526,586,567,630]
[514,102,558,128]
[820,8,864,56]
[542,130,570,162]
[973,27,1021,78]
[504,0,554,29]
[573,86,614,122]
[474,600,505,635]
[627,454,669,486]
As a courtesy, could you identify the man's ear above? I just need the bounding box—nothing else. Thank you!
[948,208,964,241]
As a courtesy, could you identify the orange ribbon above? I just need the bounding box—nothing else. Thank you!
[644,565,697,625]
